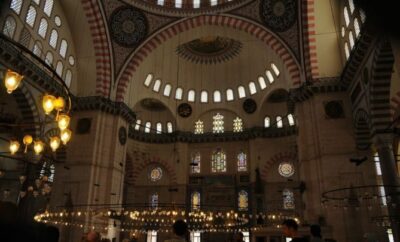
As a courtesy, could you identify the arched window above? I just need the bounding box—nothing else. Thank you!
[233,117,243,132]
[238,190,248,211]
[341,26,345,37]
[211,148,226,172]
[226,89,234,101]
[201,90,208,103]
[344,42,350,59]
[44,0,54,17]
[49,29,58,49]
[150,193,158,209]
[175,87,183,100]
[349,31,355,49]
[33,0,40,5]
[56,61,63,77]
[348,0,355,14]
[249,82,257,95]
[156,122,162,134]
[194,120,204,134]
[360,9,366,23]
[283,189,295,209]
[213,90,221,103]
[25,6,37,27]
[59,39,68,58]
[45,51,53,66]
[237,152,247,172]
[3,16,17,38]
[69,55,75,66]
[374,153,387,206]
[163,84,172,97]
[354,18,360,37]
[157,0,165,5]
[167,122,173,133]
[193,0,200,8]
[175,0,182,8]
[288,114,295,126]
[191,152,201,173]
[38,18,48,39]
[64,70,72,87]
[188,89,195,102]
[153,79,161,92]
[276,116,283,128]
[210,0,217,6]
[144,74,153,86]
[264,116,270,128]
[258,76,267,90]
[344,6,350,27]
[212,113,224,133]
[145,122,151,133]
[134,120,141,130]
[266,70,274,83]
[191,192,201,210]
[10,0,23,15]
[271,63,280,76]
[147,231,157,242]
[238,86,246,99]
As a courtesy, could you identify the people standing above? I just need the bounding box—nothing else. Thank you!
[164,220,188,242]
[282,219,307,242]
[310,224,323,242]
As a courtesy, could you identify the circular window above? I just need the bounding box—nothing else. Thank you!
[149,167,163,182]
[278,162,294,177]
[69,56,75,66]
[55,16,62,27]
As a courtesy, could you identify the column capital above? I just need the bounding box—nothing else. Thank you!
[372,133,394,149]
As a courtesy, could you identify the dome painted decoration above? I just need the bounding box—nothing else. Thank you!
[177,103,192,118]
[109,6,148,48]
[324,100,344,119]
[260,0,297,32]
[243,98,257,114]
[176,36,242,64]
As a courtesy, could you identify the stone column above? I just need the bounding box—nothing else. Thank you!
[374,134,400,242]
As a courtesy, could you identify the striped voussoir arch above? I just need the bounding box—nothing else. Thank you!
[369,40,395,136]
[354,109,371,150]
[302,0,319,79]
[260,151,297,181]
[12,84,40,136]
[128,158,178,185]
[115,15,302,102]
[81,0,112,97]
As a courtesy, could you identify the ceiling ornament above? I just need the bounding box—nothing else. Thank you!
[177,103,192,118]
[243,99,257,114]
[176,36,242,64]
[109,6,148,48]
[260,0,297,32]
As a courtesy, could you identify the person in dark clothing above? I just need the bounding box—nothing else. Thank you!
[310,224,323,242]
[282,219,307,242]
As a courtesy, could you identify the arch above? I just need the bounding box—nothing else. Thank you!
[260,151,297,181]
[129,158,178,185]
[369,40,395,136]
[354,109,371,150]
[301,0,319,79]
[115,15,302,101]
[80,0,112,97]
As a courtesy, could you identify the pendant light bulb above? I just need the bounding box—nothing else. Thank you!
[50,136,61,152]
[33,140,45,155]
[42,94,56,115]
[4,70,23,94]
[9,140,20,155]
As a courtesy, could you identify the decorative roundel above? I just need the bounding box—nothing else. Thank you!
[118,126,127,145]
[149,167,163,182]
[243,98,257,114]
[177,103,192,118]
[109,6,148,48]
[278,162,294,177]
[324,101,344,119]
[260,0,297,32]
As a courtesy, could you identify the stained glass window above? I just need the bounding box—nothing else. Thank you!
[345,42,350,59]
[33,42,42,57]
[194,120,204,134]
[213,90,221,103]
[49,29,58,48]
[135,120,141,130]
[191,192,201,210]
[26,6,37,27]
[147,230,157,242]
[10,0,23,15]
[38,18,48,39]
[237,152,247,172]
[188,90,196,102]
[249,82,257,95]
[238,190,248,211]
[349,31,355,49]
[258,76,267,90]
[288,114,295,126]
[238,86,246,99]
[276,116,283,128]
[167,122,173,133]
[348,0,355,14]
[145,122,151,133]
[226,89,234,101]
[283,189,295,209]
[233,117,243,132]
[191,152,201,173]
[153,79,161,92]
[211,148,226,172]
[150,193,158,209]
[271,63,280,76]
[56,61,63,77]
[212,113,224,133]
[175,87,183,100]
[201,91,208,103]
[3,16,16,38]
[264,116,270,128]
[64,70,72,88]
[156,122,162,134]
[193,0,200,8]
[144,74,153,86]
[59,39,68,58]
[266,70,274,83]
[150,167,162,181]
[354,18,360,37]
[344,6,350,27]
[157,0,165,5]
[45,51,53,66]
[44,0,54,17]
[163,84,172,97]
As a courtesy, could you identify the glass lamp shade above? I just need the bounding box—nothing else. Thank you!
[23,135,33,153]
[60,129,72,144]
[57,114,70,130]
[53,97,65,111]
[33,140,45,154]
[42,94,56,114]
[9,140,20,154]
[4,70,23,94]
[49,136,61,152]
